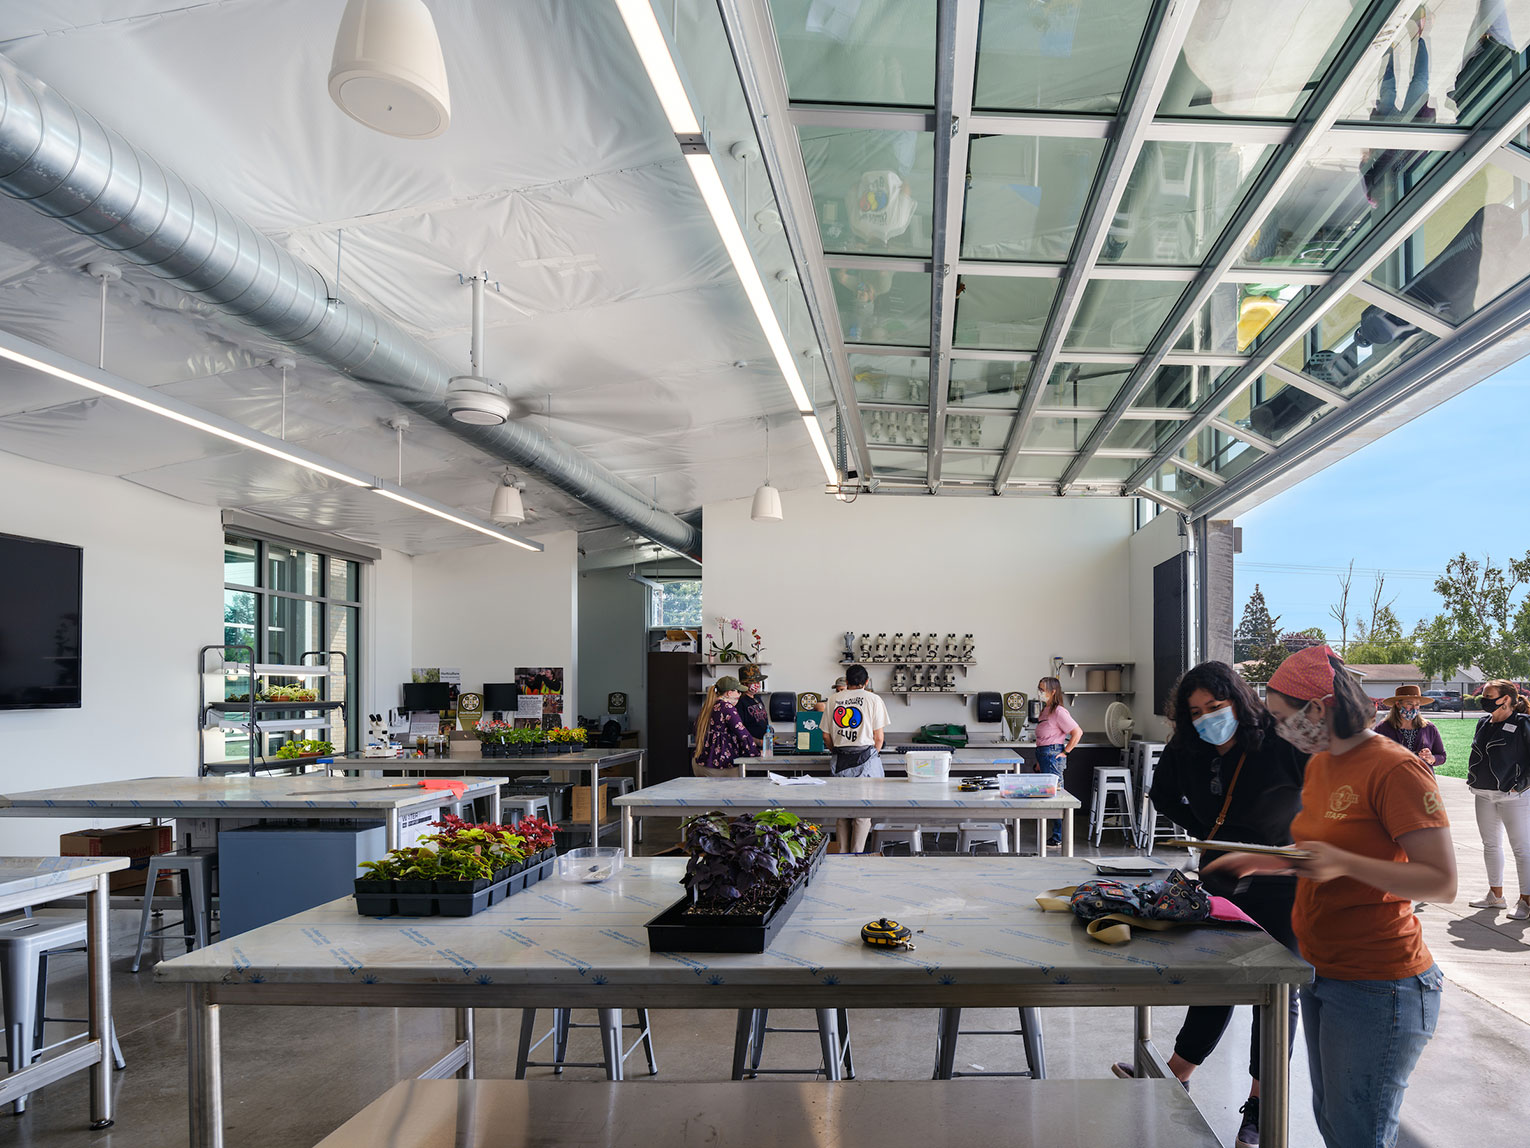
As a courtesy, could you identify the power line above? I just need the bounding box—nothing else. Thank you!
[1239,561,1438,580]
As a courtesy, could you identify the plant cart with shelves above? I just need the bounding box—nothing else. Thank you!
[198,644,348,776]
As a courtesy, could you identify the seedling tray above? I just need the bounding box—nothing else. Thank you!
[645,876,809,954]
[353,849,559,918]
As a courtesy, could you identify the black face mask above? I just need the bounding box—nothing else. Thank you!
[1483,695,1503,713]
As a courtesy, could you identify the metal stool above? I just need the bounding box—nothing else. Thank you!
[869,823,926,853]
[1133,743,1176,849]
[957,822,1011,854]
[515,1008,657,1081]
[1,912,126,1114]
[500,795,553,825]
[131,849,216,973]
[731,1009,854,1081]
[1089,767,1138,847]
[932,1007,1046,1079]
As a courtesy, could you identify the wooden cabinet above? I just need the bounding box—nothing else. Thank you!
[646,652,701,787]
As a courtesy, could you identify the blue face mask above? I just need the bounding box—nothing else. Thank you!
[1192,705,1239,746]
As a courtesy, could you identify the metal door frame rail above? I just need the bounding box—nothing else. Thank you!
[183,978,1290,1148]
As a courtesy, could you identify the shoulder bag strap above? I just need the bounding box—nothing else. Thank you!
[1206,752,1247,841]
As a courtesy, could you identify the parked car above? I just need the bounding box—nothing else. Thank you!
[1423,690,1461,711]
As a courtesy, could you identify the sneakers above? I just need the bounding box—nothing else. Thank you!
[1510,900,1530,920]
[1110,1061,1189,1091]
[1469,893,1508,909]
[1236,1096,1260,1148]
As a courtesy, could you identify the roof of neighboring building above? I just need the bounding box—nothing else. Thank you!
[1345,664,1426,680]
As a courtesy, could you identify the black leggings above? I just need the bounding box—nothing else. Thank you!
[1174,875,1300,1077]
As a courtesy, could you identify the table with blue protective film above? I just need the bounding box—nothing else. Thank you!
[613,776,1081,857]
[155,855,1310,1148]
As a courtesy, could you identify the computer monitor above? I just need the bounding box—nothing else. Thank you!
[401,681,451,711]
[482,682,519,713]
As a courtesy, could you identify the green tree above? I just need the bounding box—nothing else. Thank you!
[1416,552,1530,681]
[1235,585,1281,663]
[656,580,703,627]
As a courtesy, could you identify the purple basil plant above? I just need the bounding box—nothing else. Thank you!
[680,809,819,906]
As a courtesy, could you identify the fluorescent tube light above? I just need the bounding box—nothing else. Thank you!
[612,0,700,133]
[375,486,542,551]
[684,154,814,415]
[801,414,837,484]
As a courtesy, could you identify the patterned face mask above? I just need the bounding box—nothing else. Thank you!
[1277,700,1329,754]
[1400,706,1419,721]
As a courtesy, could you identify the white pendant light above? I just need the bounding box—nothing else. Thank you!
[329,0,451,139]
[751,419,783,522]
[491,470,526,525]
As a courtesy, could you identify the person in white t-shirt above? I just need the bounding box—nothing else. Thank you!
[823,664,890,853]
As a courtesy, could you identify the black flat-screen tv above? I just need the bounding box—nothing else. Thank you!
[0,532,83,710]
[482,682,519,712]
[402,681,451,712]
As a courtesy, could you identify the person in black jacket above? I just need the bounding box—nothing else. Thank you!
[1113,661,1306,1147]
[1466,679,1530,920]
[736,664,770,742]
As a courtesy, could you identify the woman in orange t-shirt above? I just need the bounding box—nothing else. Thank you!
[1205,645,1455,1148]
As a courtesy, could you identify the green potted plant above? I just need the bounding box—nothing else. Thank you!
[274,738,335,761]
[475,719,513,757]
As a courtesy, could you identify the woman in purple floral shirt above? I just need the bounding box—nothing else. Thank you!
[692,676,758,778]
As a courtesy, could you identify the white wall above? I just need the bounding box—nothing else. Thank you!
[0,451,222,853]
[411,531,579,718]
[1127,509,1188,742]
[702,489,1134,733]
[366,547,414,721]
[577,567,649,731]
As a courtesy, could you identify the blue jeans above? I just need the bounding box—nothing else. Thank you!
[1035,744,1067,845]
[1302,965,1443,1148]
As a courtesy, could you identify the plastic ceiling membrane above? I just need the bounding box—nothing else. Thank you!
[0,0,827,552]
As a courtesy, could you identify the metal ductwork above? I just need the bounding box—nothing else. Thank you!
[0,55,699,556]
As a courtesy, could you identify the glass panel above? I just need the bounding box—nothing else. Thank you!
[1103,419,1182,453]
[866,408,928,447]
[224,535,257,588]
[1043,362,1131,408]
[950,359,1031,408]
[1023,414,1099,450]
[770,0,935,107]
[1174,282,1310,354]
[1104,142,1272,266]
[1369,160,1530,324]
[1076,456,1141,482]
[1149,461,1210,504]
[327,557,359,603]
[962,135,1106,261]
[833,268,932,344]
[1007,454,1070,480]
[942,454,1001,479]
[975,0,1154,113]
[1064,280,1183,351]
[851,354,929,403]
[328,604,357,752]
[1218,374,1334,443]
[267,596,322,666]
[801,128,935,258]
[942,411,1012,450]
[1287,291,1437,397]
[1241,141,1446,268]
[867,448,927,477]
[1334,3,1527,128]
[1180,426,1261,483]
[1157,1,1366,120]
[266,545,320,597]
[223,590,256,662]
[953,276,1058,350]
[1134,363,1212,409]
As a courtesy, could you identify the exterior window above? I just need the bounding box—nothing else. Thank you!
[222,533,363,756]
[650,579,703,628]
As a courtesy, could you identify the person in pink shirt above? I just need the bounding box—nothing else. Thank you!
[1035,676,1081,846]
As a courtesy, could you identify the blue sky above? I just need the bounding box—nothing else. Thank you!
[1234,362,1530,639]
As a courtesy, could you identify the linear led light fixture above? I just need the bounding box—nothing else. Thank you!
[0,330,543,552]
[614,0,837,486]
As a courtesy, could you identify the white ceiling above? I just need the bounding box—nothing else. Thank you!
[0,0,824,553]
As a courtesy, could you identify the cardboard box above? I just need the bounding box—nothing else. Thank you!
[570,783,611,825]
[60,824,177,894]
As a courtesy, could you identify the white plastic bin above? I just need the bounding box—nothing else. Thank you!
[904,750,952,782]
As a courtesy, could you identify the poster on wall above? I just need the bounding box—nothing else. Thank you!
[411,668,462,687]
[515,667,563,729]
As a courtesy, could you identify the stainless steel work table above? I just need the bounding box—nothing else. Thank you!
[332,749,643,843]
[154,855,1309,1148]
[0,775,502,850]
[613,776,1080,857]
[0,855,128,1128]
[314,1078,1220,1148]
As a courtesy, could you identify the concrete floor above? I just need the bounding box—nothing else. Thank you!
[5,776,1527,1147]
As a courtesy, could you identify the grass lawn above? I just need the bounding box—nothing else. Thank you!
[1427,714,1477,779]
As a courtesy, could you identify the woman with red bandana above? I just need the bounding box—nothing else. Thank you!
[1204,644,1455,1148]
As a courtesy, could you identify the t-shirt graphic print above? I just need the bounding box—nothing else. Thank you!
[825,689,889,750]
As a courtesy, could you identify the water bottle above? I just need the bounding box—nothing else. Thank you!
[763,726,775,758]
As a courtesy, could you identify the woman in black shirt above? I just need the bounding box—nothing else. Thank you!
[1113,661,1306,1147]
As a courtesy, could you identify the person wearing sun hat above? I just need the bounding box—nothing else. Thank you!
[1373,684,1445,770]
[691,675,758,778]
[1204,644,1456,1148]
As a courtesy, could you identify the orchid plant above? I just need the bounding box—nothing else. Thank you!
[705,617,765,664]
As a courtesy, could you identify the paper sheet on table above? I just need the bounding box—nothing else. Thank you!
[767,772,826,786]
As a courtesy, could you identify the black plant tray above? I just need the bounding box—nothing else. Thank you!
[353,849,559,918]
[645,876,809,954]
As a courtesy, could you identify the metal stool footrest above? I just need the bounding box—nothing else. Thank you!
[515,1008,657,1081]
[731,1009,855,1081]
[932,1007,1046,1080]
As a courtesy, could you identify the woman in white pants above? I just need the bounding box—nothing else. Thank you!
[1467,680,1530,919]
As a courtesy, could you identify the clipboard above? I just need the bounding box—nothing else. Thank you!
[1180,839,1310,859]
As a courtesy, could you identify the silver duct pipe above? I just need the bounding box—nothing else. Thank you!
[0,56,699,555]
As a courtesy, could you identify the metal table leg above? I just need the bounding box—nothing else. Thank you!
[1037,815,1048,859]
[1259,984,1291,1148]
[455,1008,476,1079]
[815,1009,842,1081]
[589,761,601,843]
[186,984,224,1148]
[1063,807,1075,857]
[87,872,113,1128]
[622,807,635,857]
[385,808,400,850]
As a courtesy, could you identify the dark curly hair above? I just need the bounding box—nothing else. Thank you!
[1167,661,1277,752]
